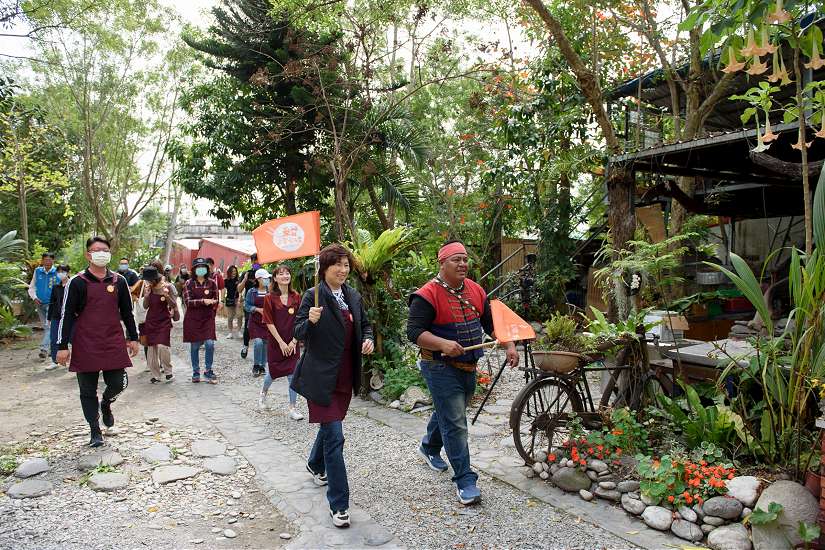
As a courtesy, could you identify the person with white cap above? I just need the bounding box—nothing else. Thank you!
[406,240,518,506]
[244,267,271,377]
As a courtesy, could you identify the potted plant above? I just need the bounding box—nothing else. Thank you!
[532,313,595,373]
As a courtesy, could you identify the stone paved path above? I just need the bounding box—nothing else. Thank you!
[170,362,401,549]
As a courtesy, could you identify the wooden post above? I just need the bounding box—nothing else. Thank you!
[313,255,320,307]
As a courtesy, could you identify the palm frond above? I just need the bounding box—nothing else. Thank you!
[352,226,416,278]
[0,231,25,262]
[378,172,417,215]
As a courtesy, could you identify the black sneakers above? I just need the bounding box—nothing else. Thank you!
[252,365,265,377]
[100,401,114,428]
[89,428,104,447]
[240,346,248,359]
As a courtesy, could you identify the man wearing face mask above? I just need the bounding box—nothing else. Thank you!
[117,257,140,287]
[56,236,140,447]
[28,252,59,359]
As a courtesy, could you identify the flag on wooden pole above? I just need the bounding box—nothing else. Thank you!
[252,211,321,263]
[489,299,536,343]
[462,300,536,351]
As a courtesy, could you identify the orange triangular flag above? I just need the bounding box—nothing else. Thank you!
[252,211,321,263]
[490,299,536,343]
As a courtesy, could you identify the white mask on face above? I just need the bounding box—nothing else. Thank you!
[90,251,111,267]
[57,272,68,281]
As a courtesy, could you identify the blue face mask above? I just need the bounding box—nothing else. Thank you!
[195,267,208,277]
[118,263,128,271]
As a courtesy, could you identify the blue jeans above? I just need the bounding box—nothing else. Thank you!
[419,359,478,489]
[189,340,215,376]
[49,319,60,362]
[252,337,267,366]
[308,421,348,511]
[36,303,50,352]
[262,371,297,405]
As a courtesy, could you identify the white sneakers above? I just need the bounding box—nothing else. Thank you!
[45,363,59,371]
[258,392,267,409]
[288,407,304,421]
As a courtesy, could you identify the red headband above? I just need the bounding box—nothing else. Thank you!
[438,242,467,262]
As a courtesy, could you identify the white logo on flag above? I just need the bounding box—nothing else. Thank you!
[268,222,305,252]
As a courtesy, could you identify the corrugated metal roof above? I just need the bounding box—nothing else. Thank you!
[201,237,257,254]
[173,239,201,250]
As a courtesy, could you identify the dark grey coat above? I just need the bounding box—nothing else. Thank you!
[290,281,373,406]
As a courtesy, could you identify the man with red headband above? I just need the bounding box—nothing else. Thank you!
[407,240,518,505]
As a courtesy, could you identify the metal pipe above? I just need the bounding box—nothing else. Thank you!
[481,244,524,283]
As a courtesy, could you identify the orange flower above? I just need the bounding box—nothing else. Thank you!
[727,473,734,480]
[548,454,556,462]
[615,448,622,455]
[579,459,586,466]
[667,495,675,503]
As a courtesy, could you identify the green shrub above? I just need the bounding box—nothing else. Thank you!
[381,365,429,401]
[0,306,31,340]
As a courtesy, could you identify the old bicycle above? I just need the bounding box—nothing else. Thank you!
[506,330,677,465]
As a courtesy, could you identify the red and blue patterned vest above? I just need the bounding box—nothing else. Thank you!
[414,278,487,363]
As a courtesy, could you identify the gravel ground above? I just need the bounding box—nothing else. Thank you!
[0,337,293,550]
[181,323,641,550]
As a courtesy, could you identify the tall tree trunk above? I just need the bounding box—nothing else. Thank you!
[163,184,182,266]
[13,131,29,249]
[607,166,636,321]
[365,178,391,230]
[793,44,813,255]
[525,0,635,320]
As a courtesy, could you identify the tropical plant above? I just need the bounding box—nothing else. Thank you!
[0,306,32,340]
[656,379,753,457]
[586,307,659,341]
[705,168,825,474]
[535,313,593,354]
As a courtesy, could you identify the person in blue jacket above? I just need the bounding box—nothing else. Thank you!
[28,252,59,361]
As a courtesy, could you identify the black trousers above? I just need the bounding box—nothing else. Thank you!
[242,310,250,347]
[76,369,128,429]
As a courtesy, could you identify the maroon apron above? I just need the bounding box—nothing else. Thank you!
[265,293,300,378]
[183,279,217,343]
[248,290,268,341]
[69,272,132,373]
[308,305,354,423]
[143,291,173,347]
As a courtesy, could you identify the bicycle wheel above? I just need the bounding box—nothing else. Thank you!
[510,377,584,465]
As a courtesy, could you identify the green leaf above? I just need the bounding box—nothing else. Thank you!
[741,107,757,124]
[814,164,825,250]
[705,255,773,335]
[749,502,784,525]
[799,521,821,543]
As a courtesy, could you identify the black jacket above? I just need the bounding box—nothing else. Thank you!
[290,282,373,406]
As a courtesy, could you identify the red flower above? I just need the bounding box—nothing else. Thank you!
[548,454,556,462]
[667,495,675,503]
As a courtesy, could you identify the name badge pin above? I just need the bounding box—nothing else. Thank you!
[106,285,115,293]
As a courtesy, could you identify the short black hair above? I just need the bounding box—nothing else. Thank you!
[206,257,214,265]
[56,264,70,273]
[318,243,354,281]
[85,236,111,250]
[119,257,129,262]
[42,252,55,259]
